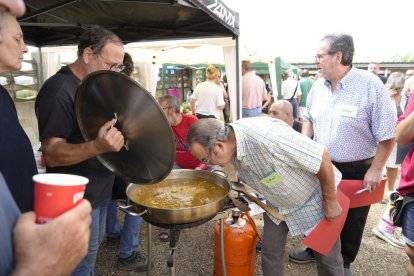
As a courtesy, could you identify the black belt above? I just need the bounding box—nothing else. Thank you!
[332,157,374,168]
[195,113,216,119]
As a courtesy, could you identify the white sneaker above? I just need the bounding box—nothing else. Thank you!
[373,227,405,248]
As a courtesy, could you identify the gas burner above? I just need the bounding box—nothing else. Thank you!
[144,215,214,230]
[143,199,245,275]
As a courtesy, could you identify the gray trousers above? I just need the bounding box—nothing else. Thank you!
[261,213,344,276]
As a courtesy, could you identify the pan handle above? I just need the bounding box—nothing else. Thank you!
[117,204,148,217]
[210,169,228,178]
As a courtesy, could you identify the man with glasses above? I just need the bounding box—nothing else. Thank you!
[186,117,344,276]
[290,33,396,276]
[158,94,207,170]
[35,26,127,275]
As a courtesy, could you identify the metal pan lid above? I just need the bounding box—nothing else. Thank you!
[75,70,175,184]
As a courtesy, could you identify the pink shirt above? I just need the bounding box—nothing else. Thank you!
[397,95,414,196]
[242,71,267,109]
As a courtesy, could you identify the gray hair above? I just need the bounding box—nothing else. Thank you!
[322,33,354,66]
[158,94,181,113]
[386,72,405,90]
[186,119,232,150]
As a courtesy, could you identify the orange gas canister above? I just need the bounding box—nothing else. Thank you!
[213,209,257,276]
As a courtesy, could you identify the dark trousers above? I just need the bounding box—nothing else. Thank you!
[288,98,298,119]
[195,113,216,119]
[262,214,343,276]
[336,164,371,267]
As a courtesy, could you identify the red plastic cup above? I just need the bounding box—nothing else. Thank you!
[33,173,89,224]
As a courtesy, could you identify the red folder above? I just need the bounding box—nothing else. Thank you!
[303,190,350,256]
[338,179,386,208]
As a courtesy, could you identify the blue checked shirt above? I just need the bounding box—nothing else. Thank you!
[304,66,396,162]
[230,117,342,236]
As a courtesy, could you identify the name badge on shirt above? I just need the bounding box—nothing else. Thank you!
[341,104,358,118]
[260,172,283,188]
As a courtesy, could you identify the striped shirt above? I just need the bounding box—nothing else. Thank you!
[304,67,396,162]
[230,117,341,236]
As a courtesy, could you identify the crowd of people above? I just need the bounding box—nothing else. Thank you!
[180,34,414,276]
[2,1,414,275]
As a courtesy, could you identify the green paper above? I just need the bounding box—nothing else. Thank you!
[261,172,283,188]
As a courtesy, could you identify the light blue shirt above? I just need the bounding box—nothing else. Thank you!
[230,117,341,236]
[305,67,397,162]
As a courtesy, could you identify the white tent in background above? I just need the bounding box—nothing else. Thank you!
[38,36,277,122]
[125,37,239,121]
[125,36,278,120]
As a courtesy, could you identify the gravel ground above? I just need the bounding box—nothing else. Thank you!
[95,164,408,276]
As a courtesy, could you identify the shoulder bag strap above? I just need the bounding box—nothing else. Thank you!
[290,83,298,101]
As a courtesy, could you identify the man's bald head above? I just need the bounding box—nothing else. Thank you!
[268,100,294,127]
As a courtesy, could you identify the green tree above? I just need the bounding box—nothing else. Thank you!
[391,53,414,62]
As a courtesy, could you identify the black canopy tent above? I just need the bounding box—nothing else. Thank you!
[19,0,239,46]
[18,0,242,118]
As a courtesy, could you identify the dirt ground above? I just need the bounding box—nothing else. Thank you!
[95,164,408,276]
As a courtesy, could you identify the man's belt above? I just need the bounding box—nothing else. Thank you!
[332,157,374,168]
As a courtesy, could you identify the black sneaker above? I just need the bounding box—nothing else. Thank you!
[288,248,315,264]
[116,251,149,272]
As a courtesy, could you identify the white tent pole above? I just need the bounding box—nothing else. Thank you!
[268,62,277,101]
[223,44,238,122]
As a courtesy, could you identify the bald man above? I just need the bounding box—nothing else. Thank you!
[268,100,302,133]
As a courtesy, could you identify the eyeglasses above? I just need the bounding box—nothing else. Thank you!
[200,148,212,164]
[200,147,216,164]
[97,54,125,72]
[314,53,332,61]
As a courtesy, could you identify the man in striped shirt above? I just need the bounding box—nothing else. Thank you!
[187,117,344,276]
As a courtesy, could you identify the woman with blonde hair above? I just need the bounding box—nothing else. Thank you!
[190,64,225,119]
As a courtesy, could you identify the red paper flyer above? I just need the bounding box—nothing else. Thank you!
[303,190,350,256]
[338,179,386,208]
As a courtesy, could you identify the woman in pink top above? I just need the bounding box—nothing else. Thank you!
[395,92,414,275]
